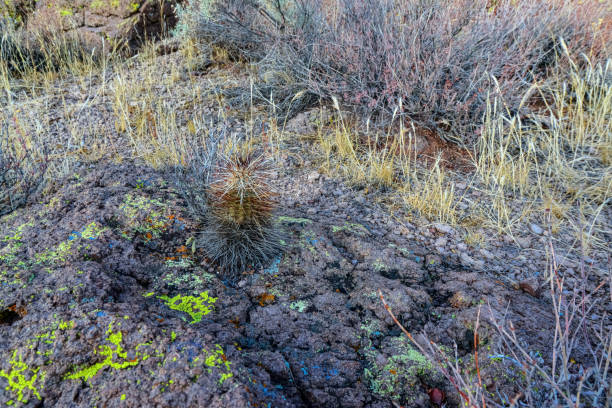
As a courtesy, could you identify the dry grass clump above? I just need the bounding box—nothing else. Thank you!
[180,0,610,145]
[475,50,611,251]
[0,19,109,80]
[317,99,459,224]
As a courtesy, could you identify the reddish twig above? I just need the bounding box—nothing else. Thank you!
[379,289,477,407]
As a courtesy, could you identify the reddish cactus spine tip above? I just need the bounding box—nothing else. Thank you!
[208,152,277,227]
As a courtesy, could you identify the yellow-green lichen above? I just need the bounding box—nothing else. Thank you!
[65,322,143,382]
[0,220,34,266]
[331,222,369,236]
[58,320,75,330]
[0,350,45,405]
[364,337,434,402]
[120,194,168,240]
[277,216,312,225]
[161,268,213,290]
[90,0,107,10]
[165,258,194,268]
[203,345,232,384]
[372,259,387,272]
[35,222,107,265]
[159,379,174,392]
[44,196,60,209]
[158,292,217,324]
[299,229,318,255]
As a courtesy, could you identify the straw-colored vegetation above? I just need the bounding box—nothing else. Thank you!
[1,0,610,405]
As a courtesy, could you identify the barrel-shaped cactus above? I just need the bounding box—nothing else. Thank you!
[198,149,283,279]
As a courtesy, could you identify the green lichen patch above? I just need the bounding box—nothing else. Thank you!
[289,300,309,313]
[277,216,312,225]
[119,194,169,240]
[0,350,45,405]
[162,269,212,291]
[23,319,75,364]
[363,336,434,402]
[159,342,232,385]
[201,345,232,384]
[65,322,147,382]
[331,222,369,236]
[372,259,387,272]
[35,222,107,265]
[164,258,194,268]
[298,229,319,255]
[158,292,217,324]
[0,220,37,287]
[0,220,34,267]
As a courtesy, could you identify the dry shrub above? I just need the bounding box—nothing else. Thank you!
[0,120,48,217]
[182,0,610,145]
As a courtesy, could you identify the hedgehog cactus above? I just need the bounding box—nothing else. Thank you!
[199,149,283,279]
[208,153,276,227]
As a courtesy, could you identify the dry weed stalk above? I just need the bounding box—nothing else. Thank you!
[0,119,47,216]
[380,210,612,407]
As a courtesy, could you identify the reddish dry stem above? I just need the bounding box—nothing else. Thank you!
[378,289,476,407]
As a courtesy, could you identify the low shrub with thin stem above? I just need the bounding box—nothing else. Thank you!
[0,121,47,217]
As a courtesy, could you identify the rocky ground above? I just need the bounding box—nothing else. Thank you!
[0,157,581,408]
[0,48,609,408]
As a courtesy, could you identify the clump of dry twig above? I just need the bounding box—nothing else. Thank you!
[0,121,48,217]
[180,0,610,145]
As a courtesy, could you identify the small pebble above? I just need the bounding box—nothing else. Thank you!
[307,171,320,182]
[516,236,531,248]
[530,223,544,235]
[434,237,447,247]
[433,223,454,235]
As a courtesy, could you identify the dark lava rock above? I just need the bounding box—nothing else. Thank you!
[0,163,556,407]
